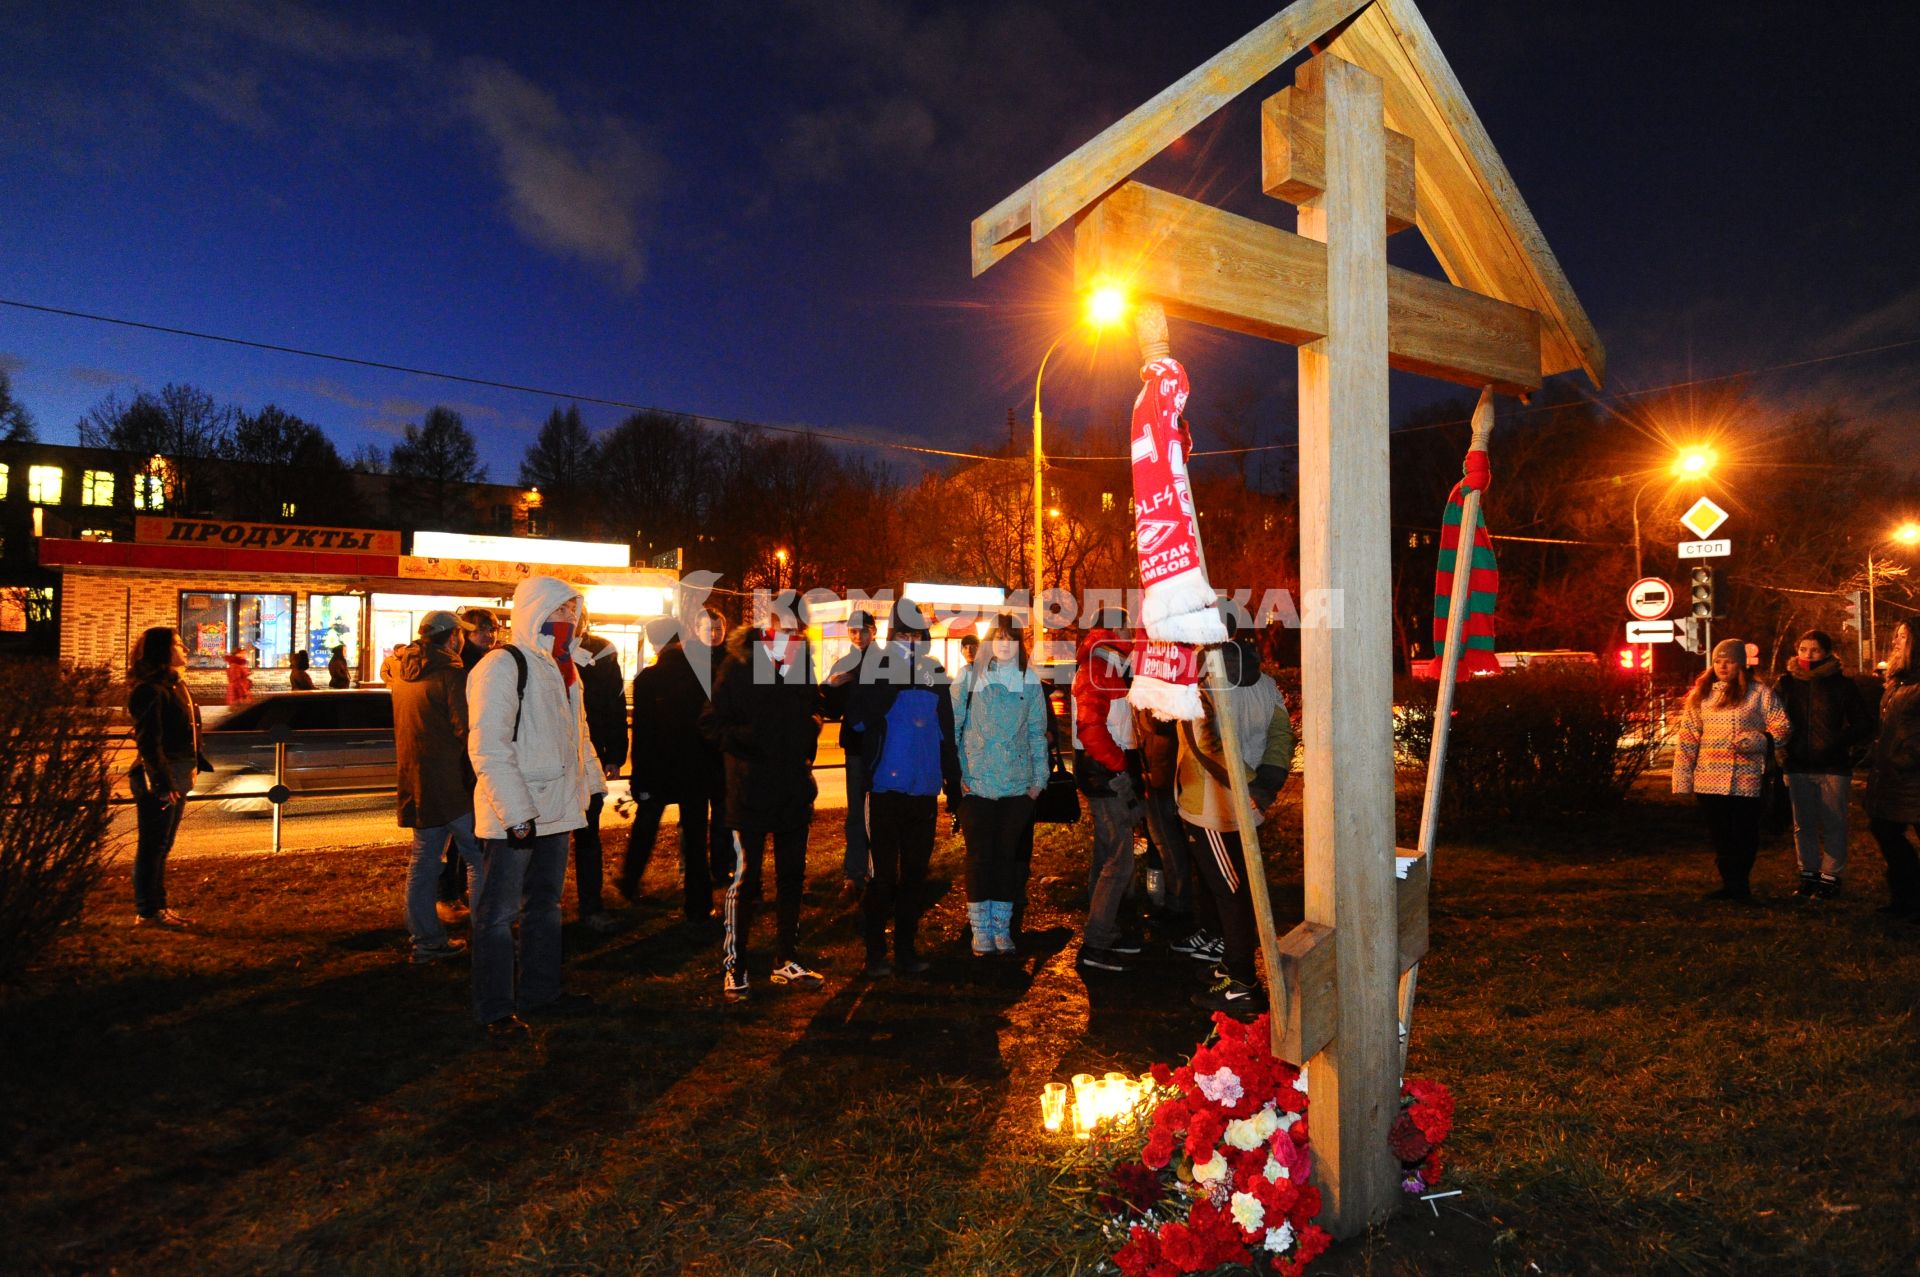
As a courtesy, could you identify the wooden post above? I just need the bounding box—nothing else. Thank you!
[1294,53,1400,1236]
[1133,301,1291,1032]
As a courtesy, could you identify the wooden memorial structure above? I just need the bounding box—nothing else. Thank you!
[970,0,1604,1237]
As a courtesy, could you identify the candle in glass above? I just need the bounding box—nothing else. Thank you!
[1041,1082,1068,1132]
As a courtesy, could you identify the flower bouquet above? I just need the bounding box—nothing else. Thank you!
[1390,1078,1454,1194]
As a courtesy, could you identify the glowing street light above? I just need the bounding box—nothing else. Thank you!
[1866,521,1920,666]
[1672,445,1716,479]
[1894,521,1920,547]
[1033,283,1133,655]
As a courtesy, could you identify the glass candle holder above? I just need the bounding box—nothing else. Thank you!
[1041,1082,1069,1132]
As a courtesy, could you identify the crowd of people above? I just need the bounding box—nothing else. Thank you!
[121,595,1920,1044]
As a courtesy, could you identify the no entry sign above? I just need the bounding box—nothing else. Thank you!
[1626,577,1673,621]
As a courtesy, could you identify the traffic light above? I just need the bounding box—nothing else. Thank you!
[1842,590,1863,632]
[1617,647,1635,672]
[1688,566,1719,620]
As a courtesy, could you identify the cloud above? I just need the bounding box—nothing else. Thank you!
[0,353,25,376]
[458,59,662,289]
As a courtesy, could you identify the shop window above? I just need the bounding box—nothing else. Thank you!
[0,463,8,499]
[307,593,365,675]
[177,591,295,670]
[79,529,113,542]
[27,465,62,505]
[82,470,115,507]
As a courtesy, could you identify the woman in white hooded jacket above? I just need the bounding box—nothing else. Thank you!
[465,574,607,1041]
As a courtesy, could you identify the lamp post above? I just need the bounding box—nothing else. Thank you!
[1627,444,1716,578]
[1031,284,1129,658]
[1866,520,1920,667]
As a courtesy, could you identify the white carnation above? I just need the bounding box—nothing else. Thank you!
[1230,1190,1265,1233]
[1263,1153,1290,1182]
[1192,1150,1229,1183]
[1263,1221,1296,1253]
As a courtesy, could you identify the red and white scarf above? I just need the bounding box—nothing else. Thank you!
[1127,356,1224,720]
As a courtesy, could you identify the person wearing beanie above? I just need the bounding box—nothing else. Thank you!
[1673,637,1792,901]
[952,613,1048,956]
[701,588,825,1000]
[845,597,962,976]
[391,610,478,965]
[1777,629,1873,901]
[1865,618,1920,919]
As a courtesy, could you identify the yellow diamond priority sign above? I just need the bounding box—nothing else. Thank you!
[1680,497,1728,540]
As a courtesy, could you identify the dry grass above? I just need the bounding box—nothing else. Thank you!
[3,779,1918,1276]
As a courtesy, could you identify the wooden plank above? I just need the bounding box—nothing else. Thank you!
[1327,1,1604,384]
[1395,849,1429,972]
[1074,181,1540,393]
[1295,53,1402,1238]
[969,0,1372,276]
[1261,82,1416,234]
[1275,922,1338,1063]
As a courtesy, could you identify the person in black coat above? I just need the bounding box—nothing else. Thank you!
[619,610,730,927]
[1865,618,1920,919]
[822,608,878,894]
[1777,629,1874,900]
[700,592,824,1000]
[126,627,203,928]
[569,625,628,932]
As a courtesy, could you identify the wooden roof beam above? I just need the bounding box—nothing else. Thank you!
[1263,57,1417,235]
[969,0,1373,276]
[1075,182,1541,394]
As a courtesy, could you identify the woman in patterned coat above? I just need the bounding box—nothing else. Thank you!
[1672,638,1793,901]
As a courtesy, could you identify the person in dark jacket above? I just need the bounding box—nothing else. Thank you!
[1865,618,1920,919]
[823,608,878,895]
[571,624,628,933]
[127,626,202,928]
[390,611,477,963]
[459,608,499,673]
[327,645,351,689]
[701,590,824,1001]
[288,649,315,691]
[845,599,962,977]
[1073,610,1143,973]
[621,609,731,927]
[1778,629,1874,900]
[1136,701,1222,963]
[441,608,500,912]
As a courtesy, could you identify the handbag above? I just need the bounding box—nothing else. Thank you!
[1761,735,1793,837]
[1033,749,1082,824]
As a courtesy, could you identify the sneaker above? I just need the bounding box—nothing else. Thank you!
[1078,945,1132,973]
[1107,934,1146,956]
[1815,876,1842,900]
[133,912,188,930]
[723,969,751,1002]
[156,908,194,928]
[769,959,824,987]
[435,900,468,925]
[1792,875,1819,902]
[1169,930,1213,957]
[410,939,467,964]
[582,912,620,934]
[1191,975,1267,1015]
[482,1015,531,1046]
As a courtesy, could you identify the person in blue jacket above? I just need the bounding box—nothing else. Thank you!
[845,598,961,977]
[951,613,1048,956]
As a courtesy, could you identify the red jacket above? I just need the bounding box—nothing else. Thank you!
[1073,627,1133,773]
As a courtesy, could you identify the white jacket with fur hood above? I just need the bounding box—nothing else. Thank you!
[467,575,607,840]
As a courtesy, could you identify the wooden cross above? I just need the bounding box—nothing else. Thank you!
[970,0,1603,1237]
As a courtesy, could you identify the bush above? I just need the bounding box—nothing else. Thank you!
[0,660,119,982]
[1393,666,1663,825]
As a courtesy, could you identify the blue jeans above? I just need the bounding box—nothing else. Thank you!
[844,747,871,882]
[132,759,195,917]
[470,832,568,1024]
[406,810,477,951]
[1085,772,1141,948]
[1786,771,1850,879]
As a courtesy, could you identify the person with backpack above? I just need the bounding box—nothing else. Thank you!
[465,575,607,1043]
[1673,638,1794,901]
[1777,628,1873,901]
[701,590,825,1001]
[391,610,478,964]
[1178,625,1295,1015]
[952,613,1048,956]
[845,599,961,977]
[571,622,628,933]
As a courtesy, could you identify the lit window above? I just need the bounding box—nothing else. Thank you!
[1101,491,1115,511]
[0,463,8,499]
[82,470,115,507]
[132,472,166,511]
[177,591,295,669]
[281,501,298,518]
[27,465,63,505]
[80,529,113,542]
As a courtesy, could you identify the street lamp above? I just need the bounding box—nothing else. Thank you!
[1031,282,1131,657]
[774,546,789,592]
[1627,445,1718,578]
[1866,520,1920,667]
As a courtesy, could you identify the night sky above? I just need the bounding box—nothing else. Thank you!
[2,0,1916,482]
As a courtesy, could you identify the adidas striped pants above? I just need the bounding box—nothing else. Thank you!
[1184,820,1259,985]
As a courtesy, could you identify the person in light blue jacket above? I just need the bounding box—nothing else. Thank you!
[952,613,1049,955]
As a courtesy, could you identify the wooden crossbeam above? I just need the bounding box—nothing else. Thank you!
[970,0,1371,276]
[1262,62,1417,234]
[1276,850,1428,1063]
[1074,181,1541,393]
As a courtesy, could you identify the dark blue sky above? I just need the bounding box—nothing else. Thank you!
[2,1,1916,483]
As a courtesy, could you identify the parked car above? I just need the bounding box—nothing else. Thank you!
[199,690,395,814]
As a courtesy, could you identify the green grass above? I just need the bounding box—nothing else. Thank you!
[3,781,1919,1275]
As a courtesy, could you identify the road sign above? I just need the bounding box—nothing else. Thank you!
[1626,577,1673,620]
[1680,497,1728,540]
[1679,538,1731,559]
[1626,620,1677,643]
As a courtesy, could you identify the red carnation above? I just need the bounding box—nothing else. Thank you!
[1388,1111,1433,1165]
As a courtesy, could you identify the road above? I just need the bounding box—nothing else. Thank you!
[138,747,851,860]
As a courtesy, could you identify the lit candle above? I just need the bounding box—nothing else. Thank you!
[1071,1074,1097,1140]
[1041,1082,1068,1132]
